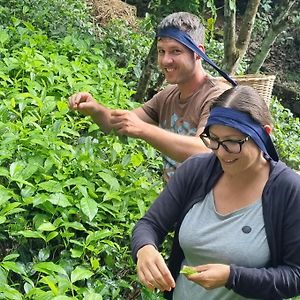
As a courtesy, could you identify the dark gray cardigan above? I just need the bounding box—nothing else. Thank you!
[131,153,300,300]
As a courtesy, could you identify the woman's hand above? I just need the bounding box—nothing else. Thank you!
[136,245,176,292]
[186,264,230,289]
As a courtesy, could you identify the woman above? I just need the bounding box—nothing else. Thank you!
[131,85,300,300]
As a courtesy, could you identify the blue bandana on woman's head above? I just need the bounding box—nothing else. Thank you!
[156,27,237,86]
[204,107,279,161]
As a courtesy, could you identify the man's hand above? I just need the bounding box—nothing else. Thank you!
[68,92,100,117]
[110,109,149,138]
[186,264,230,290]
[137,245,176,292]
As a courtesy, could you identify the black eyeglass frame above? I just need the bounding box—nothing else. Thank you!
[200,133,251,154]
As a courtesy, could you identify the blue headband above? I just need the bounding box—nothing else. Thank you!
[204,107,279,161]
[157,27,237,86]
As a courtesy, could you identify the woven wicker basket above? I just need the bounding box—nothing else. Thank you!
[217,74,276,106]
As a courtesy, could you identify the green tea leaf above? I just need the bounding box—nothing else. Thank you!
[34,262,67,276]
[180,265,197,276]
[71,266,93,283]
[80,197,98,221]
[48,193,71,207]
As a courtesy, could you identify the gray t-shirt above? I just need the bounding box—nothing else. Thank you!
[173,190,270,300]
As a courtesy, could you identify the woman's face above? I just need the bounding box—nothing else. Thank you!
[209,125,263,175]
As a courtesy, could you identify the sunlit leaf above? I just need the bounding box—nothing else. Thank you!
[70,266,93,283]
[37,222,57,231]
[48,193,71,207]
[98,172,120,191]
[80,197,98,221]
[34,262,67,276]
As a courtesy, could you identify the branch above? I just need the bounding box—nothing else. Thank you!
[230,0,261,74]
[247,0,299,73]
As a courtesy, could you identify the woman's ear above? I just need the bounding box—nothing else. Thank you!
[264,125,272,135]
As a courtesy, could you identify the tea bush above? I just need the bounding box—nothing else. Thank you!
[0,20,163,299]
[270,98,300,170]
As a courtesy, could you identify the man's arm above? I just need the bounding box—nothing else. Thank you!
[68,93,210,162]
[68,92,114,133]
[111,107,211,162]
[137,123,210,162]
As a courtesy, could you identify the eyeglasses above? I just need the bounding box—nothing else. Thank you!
[200,133,250,154]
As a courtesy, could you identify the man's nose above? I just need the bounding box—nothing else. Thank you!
[159,53,174,65]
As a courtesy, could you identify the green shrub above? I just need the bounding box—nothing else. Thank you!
[0,0,94,38]
[270,97,300,170]
[0,20,163,299]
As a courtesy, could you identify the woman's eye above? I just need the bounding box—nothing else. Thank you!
[210,137,219,142]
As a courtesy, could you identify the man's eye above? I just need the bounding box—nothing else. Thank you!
[172,49,181,55]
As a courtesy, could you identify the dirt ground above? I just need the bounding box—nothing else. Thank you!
[87,0,137,26]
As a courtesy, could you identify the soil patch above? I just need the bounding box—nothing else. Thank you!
[87,0,137,26]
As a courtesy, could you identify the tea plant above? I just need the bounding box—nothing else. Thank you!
[270,97,300,170]
[0,20,163,299]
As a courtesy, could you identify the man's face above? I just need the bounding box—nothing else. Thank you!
[157,37,197,84]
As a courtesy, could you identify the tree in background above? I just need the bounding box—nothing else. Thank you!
[247,0,300,74]
[222,0,260,74]
[131,0,300,100]
[223,0,300,75]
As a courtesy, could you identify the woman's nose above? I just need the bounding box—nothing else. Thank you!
[215,144,228,156]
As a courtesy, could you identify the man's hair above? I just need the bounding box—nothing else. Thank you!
[157,12,205,45]
[210,85,273,126]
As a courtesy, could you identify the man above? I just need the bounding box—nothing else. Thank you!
[68,12,232,180]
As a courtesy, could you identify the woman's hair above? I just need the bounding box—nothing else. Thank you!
[157,12,205,45]
[210,85,273,126]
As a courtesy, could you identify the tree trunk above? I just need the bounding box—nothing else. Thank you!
[223,0,260,74]
[232,0,260,74]
[133,39,157,103]
[223,0,238,73]
[247,0,298,74]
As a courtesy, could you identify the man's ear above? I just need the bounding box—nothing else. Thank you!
[195,44,205,60]
[264,125,272,135]
[198,44,205,52]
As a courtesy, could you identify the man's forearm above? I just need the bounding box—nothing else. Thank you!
[89,104,113,134]
[140,124,210,162]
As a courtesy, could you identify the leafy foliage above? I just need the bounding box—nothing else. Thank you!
[0,19,163,299]
[0,0,94,38]
[98,18,155,92]
[270,98,300,170]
